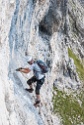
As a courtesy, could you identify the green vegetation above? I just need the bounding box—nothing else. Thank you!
[53,48,84,125]
[53,88,84,125]
[68,48,84,82]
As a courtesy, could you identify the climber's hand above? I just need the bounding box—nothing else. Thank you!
[16,67,22,71]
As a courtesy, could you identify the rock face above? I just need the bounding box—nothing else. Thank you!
[0,0,17,125]
[0,0,84,125]
[39,0,62,35]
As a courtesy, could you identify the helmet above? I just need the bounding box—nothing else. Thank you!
[25,56,33,62]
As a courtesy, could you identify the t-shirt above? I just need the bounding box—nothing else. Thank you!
[29,62,45,80]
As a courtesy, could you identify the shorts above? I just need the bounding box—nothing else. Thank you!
[27,76,45,94]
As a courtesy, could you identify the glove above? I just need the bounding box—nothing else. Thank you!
[16,67,22,71]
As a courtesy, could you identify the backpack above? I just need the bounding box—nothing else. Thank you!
[36,60,48,73]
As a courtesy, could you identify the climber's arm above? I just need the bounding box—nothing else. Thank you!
[16,67,31,73]
[20,68,31,73]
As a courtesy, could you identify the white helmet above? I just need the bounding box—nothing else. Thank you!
[25,56,33,62]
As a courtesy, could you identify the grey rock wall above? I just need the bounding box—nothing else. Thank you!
[0,0,17,125]
[0,0,84,125]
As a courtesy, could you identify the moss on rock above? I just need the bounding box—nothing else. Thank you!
[68,48,84,82]
[53,88,84,125]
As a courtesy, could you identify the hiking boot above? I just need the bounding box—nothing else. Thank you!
[34,100,40,107]
[25,88,34,93]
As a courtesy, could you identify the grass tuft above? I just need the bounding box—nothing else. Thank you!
[53,88,84,125]
[68,48,84,82]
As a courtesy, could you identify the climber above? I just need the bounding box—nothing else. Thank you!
[16,56,48,107]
